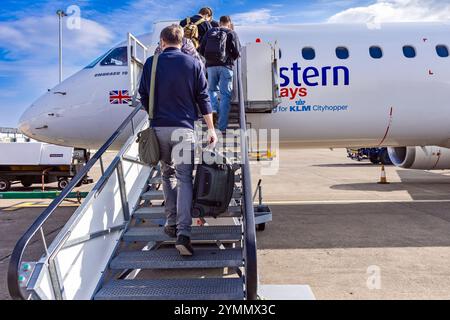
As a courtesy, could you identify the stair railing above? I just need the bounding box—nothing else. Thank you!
[8,104,146,300]
[236,57,258,300]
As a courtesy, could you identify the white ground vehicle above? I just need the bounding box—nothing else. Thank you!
[0,143,90,191]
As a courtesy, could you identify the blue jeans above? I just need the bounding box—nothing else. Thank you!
[154,127,195,238]
[207,66,233,131]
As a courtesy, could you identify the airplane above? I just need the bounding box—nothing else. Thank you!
[17,21,450,171]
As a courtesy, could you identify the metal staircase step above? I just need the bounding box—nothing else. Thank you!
[133,206,165,219]
[222,142,241,148]
[233,190,242,199]
[110,248,243,270]
[123,225,242,243]
[149,176,162,185]
[133,206,242,220]
[141,190,164,201]
[94,278,244,300]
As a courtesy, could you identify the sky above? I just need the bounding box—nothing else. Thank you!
[1,0,450,128]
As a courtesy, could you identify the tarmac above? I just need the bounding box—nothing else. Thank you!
[2,148,450,300]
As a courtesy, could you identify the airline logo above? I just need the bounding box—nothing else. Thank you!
[279,64,350,100]
[276,63,350,114]
[273,101,349,114]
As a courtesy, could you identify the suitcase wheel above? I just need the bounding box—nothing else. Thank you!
[192,207,202,218]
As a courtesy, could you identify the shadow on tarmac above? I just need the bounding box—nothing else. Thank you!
[257,200,450,250]
[329,170,450,200]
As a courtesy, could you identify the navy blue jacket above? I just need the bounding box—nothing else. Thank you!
[138,48,212,129]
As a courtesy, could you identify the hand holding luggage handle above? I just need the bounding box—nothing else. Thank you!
[206,128,218,149]
[203,138,239,170]
[201,147,233,167]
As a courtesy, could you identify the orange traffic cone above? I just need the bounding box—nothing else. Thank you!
[378,165,389,184]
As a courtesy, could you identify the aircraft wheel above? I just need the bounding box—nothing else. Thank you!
[380,149,392,165]
[58,178,69,190]
[369,155,380,165]
[256,223,266,232]
[74,179,83,188]
[21,178,33,188]
[0,177,11,192]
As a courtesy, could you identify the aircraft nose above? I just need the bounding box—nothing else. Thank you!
[18,102,50,138]
[18,105,36,137]
[18,119,31,137]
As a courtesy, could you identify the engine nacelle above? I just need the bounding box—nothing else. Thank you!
[388,146,450,170]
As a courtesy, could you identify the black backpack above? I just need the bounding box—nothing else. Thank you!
[204,27,228,64]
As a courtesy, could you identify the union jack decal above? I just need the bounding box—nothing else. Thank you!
[109,90,131,104]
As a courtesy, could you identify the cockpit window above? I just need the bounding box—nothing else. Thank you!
[100,47,128,66]
[84,49,111,69]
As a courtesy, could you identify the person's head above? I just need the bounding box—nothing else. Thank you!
[219,16,232,29]
[160,24,184,50]
[199,7,213,21]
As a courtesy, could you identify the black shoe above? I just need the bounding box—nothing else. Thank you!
[175,235,194,256]
[164,225,177,238]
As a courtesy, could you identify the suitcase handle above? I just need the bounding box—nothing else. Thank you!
[201,148,231,166]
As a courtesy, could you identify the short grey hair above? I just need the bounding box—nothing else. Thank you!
[160,24,184,46]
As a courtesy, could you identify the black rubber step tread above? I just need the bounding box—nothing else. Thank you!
[141,190,164,201]
[94,278,244,300]
[123,225,242,242]
[133,206,242,220]
[149,176,162,185]
[110,248,243,270]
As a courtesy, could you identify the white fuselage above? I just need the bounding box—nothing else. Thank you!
[18,22,450,150]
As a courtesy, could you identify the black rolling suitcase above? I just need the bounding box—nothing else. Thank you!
[192,150,236,218]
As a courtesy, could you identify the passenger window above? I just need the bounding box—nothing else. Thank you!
[403,45,416,58]
[100,47,128,66]
[369,46,383,59]
[436,45,449,58]
[336,47,349,59]
[302,47,316,60]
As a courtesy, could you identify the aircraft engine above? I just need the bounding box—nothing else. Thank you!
[387,146,450,170]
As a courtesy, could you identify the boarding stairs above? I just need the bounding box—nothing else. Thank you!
[6,33,279,300]
[93,124,249,300]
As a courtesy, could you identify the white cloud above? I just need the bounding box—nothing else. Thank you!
[0,0,203,127]
[0,15,114,58]
[328,0,450,23]
[0,13,116,127]
[233,9,275,24]
[0,25,23,45]
[96,0,201,37]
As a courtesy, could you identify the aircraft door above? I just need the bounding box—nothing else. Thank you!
[241,41,281,112]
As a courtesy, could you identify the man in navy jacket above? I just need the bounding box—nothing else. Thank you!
[139,24,217,256]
